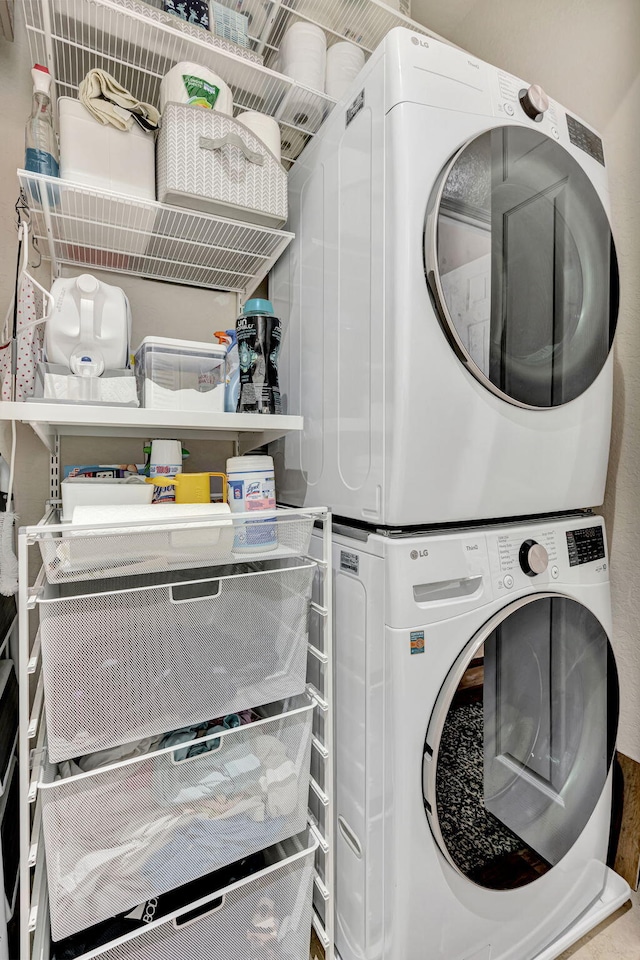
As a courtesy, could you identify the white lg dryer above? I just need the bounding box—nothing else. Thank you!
[318,513,628,960]
[272,28,619,526]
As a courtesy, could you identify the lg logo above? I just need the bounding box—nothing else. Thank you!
[410,549,429,559]
[411,36,429,48]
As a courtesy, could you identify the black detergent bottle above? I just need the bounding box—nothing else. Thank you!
[236,298,282,414]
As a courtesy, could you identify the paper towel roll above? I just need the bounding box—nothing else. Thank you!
[280,21,327,92]
[325,41,365,100]
[237,111,282,163]
[160,61,234,115]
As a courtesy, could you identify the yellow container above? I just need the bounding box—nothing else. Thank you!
[149,471,228,504]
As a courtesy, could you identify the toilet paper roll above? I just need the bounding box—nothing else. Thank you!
[325,41,365,100]
[280,21,327,92]
[160,61,234,115]
[237,111,282,163]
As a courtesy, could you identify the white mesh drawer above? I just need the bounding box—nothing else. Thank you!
[38,511,315,584]
[41,698,313,941]
[66,834,316,960]
[39,560,314,761]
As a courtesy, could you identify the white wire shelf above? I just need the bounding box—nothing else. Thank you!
[22,1,444,168]
[22,0,337,166]
[18,170,294,296]
[0,401,303,452]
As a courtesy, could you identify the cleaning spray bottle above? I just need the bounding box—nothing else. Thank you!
[25,64,59,178]
[214,330,240,413]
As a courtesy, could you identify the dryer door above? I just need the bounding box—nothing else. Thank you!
[423,593,618,890]
[424,126,619,407]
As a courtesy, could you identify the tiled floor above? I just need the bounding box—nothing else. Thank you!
[557,886,640,959]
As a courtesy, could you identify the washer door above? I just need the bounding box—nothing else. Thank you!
[423,594,619,890]
[424,126,619,408]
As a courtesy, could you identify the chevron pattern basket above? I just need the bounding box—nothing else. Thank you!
[157,103,288,227]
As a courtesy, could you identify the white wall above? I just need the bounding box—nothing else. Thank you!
[411,0,640,761]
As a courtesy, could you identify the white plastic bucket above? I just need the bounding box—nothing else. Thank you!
[226,455,276,551]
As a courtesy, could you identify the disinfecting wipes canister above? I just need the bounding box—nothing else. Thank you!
[226,455,277,551]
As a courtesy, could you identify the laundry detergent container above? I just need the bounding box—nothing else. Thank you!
[37,559,314,762]
[40,697,313,941]
[156,103,287,226]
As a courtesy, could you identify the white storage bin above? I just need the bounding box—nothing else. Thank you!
[135,336,227,411]
[59,97,156,200]
[61,833,316,960]
[37,509,315,584]
[38,559,315,761]
[61,477,153,521]
[157,103,288,227]
[41,697,313,940]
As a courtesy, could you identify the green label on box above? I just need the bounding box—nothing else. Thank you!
[182,74,221,109]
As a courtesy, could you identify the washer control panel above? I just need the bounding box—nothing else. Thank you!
[487,518,608,593]
[566,525,606,567]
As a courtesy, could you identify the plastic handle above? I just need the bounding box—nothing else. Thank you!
[199,133,264,165]
[170,736,224,765]
[205,472,228,503]
[168,580,222,605]
[338,816,363,859]
[412,575,483,605]
[172,895,226,929]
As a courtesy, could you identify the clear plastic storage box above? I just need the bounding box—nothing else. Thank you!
[135,336,227,411]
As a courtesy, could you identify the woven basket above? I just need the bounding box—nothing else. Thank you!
[157,103,288,227]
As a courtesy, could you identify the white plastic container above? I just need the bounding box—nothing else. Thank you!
[58,97,156,199]
[227,455,277,552]
[61,476,152,521]
[135,336,227,411]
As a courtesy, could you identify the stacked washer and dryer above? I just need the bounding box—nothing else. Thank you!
[271,27,627,960]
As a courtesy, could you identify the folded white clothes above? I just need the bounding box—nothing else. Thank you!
[78,69,160,132]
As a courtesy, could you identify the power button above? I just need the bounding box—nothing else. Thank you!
[503,574,514,589]
[504,102,515,116]
[551,565,559,579]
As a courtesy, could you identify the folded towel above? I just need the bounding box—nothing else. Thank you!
[78,69,160,132]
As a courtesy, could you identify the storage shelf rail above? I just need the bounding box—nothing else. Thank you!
[18,504,334,960]
[0,400,303,454]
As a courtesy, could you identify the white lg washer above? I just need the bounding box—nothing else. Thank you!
[273,28,619,526]
[317,513,628,960]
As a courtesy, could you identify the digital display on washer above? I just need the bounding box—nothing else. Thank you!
[566,114,605,166]
[566,526,606,567]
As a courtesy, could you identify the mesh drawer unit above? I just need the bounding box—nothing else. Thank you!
[157,104,288,227]
[38,510,315,584]
[59,832,317,960]
[38,559,315,762]
[40,697,313,941]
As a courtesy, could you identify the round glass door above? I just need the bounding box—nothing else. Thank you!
[424,126,619,407]
[423,595,618,890]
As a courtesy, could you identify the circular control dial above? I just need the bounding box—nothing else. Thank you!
[519,84,550,121]
[519,539,549,576]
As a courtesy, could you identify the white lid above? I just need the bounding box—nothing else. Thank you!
[32,64,52,94]
[226,455,274,473]
[135,336,227,357]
